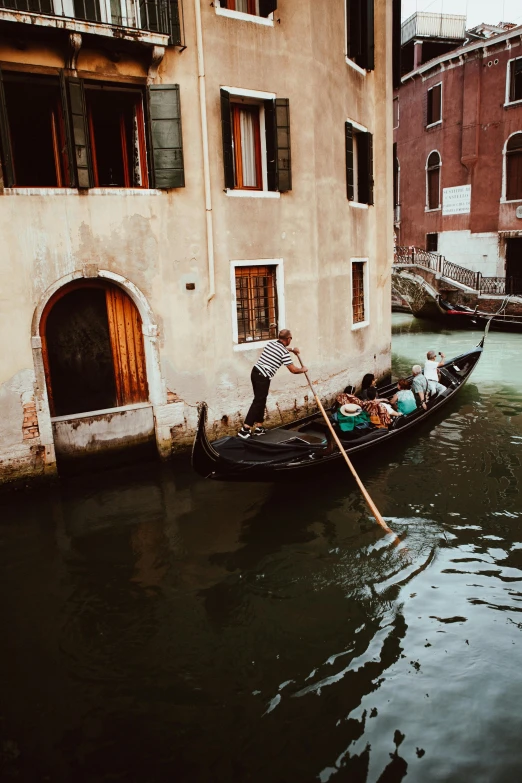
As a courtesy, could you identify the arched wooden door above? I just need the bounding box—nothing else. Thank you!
[41,281,149,417]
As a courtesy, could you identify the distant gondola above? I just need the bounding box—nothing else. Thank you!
[438,297,522,333]
[192,335,485,482]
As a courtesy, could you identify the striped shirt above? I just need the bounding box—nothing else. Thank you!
[255,340,293,378]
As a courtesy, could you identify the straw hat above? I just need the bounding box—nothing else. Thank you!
[339,403,362,417]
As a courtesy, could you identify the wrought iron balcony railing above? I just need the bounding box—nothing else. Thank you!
[0,0,182,44]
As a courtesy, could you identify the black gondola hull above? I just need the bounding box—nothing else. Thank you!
[192,339,485,483]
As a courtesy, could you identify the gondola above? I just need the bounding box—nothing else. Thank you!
[438,297,522,333]
[192,334,486,482]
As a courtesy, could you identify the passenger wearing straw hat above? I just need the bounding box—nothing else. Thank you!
[337,403,370,433]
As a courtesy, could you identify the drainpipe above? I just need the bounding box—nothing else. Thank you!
[194,0,215,303]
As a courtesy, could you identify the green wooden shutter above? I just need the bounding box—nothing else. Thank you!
[264,99,277,191]
[345,122,354,201]
[367,131,373,205]
[275,98,291,192]
[259,0,276,17]
[60,71,77,188]
[220,88,234,190]
[0,67,14,187]
[148,84,185,189]
[68,77,92,188]
[362,0,374,71]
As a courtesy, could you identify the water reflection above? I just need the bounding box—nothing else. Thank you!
[1,316,522,781]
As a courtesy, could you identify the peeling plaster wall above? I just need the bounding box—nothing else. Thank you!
[0,0,394,485]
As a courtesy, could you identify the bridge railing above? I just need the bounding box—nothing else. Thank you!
[394,246,522,297]
[395,246,441,273]
[479,276,522,295]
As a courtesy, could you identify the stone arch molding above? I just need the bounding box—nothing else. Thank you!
[31,270,167,464]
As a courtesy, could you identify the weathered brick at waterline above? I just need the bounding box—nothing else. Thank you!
[0,0,398,485]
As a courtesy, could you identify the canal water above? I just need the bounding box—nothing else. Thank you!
[2,315,522,783]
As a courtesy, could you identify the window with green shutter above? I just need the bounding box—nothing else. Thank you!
[346,0,374,71]
[345,122,373,205]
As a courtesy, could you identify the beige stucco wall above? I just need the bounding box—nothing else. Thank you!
[0,0,393,484]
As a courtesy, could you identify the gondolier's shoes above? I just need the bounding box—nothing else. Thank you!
[252,426,266,436]
[237,426,251,440]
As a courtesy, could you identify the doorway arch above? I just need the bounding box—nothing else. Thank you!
[40,280,149,417]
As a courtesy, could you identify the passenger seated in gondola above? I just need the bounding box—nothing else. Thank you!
[336,403,371,435]
[411,365,429,410]
[389,379,417,415]
[363,388,402,429]
[360,373,376,401]
[336,385,363,408]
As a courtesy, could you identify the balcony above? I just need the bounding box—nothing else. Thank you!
[0,0,182,46]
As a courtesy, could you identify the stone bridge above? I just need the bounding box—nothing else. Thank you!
[392,247,522,318]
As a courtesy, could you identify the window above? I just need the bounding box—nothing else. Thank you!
[508,58,522,104]
[393,97,399,129]
[393,143,400,222]
[426,151,441,210]
[506,133,522,201]
[346,0,374,71]
[426,83,442,126]
[351,259,368,328]
[235,265,278,344]
[217,0,276,17]
[220,89,291,193]
[426,233,438,252]
[345,121,373,205]
[0,71,185,189]
[86,85,148,187]
[0,73,72,187]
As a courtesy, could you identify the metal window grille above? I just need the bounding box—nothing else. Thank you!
[352,262,365,324]
[235,266,278,344]
[0,0,53,12]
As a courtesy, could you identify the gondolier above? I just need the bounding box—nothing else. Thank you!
[238,329,308,440]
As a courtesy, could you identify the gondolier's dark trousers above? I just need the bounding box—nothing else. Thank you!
[245,367,270,427]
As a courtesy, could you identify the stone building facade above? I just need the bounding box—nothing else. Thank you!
[0,0,396,484]
[394,17,522,279]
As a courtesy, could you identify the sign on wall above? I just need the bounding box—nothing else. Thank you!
[442,185,471,216]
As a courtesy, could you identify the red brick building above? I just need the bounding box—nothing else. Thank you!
[394,15,522,282]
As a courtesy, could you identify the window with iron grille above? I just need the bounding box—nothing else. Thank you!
[509,59,522,103]
[235,266,278,343]
[352,261,366,325]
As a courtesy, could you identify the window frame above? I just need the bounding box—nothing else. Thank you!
[346,116,373,208]
[505,56,522,107]
[221,86,281,199]
[351,258,369,331]
[230,259,285,351]
[425,149,441,211]
[502,131,522,203]
[214,0,274,26]
[426,81,443,128]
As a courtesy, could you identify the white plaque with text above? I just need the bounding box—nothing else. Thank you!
[442,185,471,216]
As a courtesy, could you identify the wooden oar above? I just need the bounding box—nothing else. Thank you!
[296,354,397,538]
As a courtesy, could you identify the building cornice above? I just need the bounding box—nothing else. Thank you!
[401,25,522,84]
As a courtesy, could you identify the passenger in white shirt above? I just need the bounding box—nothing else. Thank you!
[423,350,446,396]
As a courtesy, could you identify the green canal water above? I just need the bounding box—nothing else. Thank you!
[2,314,522,782]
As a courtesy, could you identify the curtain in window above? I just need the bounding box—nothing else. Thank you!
[239,108,257,188]
[235,0,248,11]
